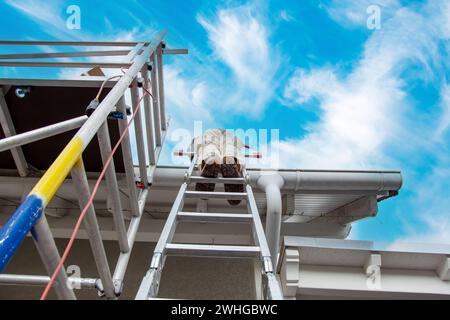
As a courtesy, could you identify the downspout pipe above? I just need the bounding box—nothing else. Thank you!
[257,173,284,269]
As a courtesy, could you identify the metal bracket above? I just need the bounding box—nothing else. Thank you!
[150,252,163,269]
[148,268,161,298]
[263,256,274,273]
[245,174,250,185]
[437,257,450,280]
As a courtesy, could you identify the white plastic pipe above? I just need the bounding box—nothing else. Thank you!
[151,167,402,192]
[257,173,284,269]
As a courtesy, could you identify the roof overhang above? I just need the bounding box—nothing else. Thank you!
[278,236,450,299]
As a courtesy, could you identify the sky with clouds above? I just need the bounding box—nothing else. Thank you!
[0,0,449,245]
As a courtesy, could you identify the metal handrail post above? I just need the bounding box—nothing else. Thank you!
[32,213,76,300]
[150,53,162,146]
[117,97,140,217]
[97,121,129,253]
[141,64,156,165]
[112,189,149,284]
[156,44,167,131]
[130,79,149,186]
[0,88,28,176]
[71,158,116,298]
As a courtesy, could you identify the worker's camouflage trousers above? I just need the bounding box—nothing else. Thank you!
[196,161,244,206]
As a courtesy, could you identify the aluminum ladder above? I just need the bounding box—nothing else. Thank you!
[136,154,283,300]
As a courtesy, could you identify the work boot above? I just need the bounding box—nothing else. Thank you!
[221,157,244,206]
[195,161,220,192]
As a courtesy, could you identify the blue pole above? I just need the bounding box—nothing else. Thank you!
[0,195,43,271]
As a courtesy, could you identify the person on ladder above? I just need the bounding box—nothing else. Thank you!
[189,129,245,205]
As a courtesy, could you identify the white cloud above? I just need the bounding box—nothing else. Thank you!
[435,84,450,140]
[197,4,278,117]
[388,164,450,245]
[164,66,213,127]
[279,10,295,22]
[281,0,450,244]
[108,26,157,43]
[278,65,404,169]
[400,216,450,244]
[279,1,449,170]
[284,68,338,104]
[5,0,157,44]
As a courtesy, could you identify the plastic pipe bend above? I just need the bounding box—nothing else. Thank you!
[257,173,284,268]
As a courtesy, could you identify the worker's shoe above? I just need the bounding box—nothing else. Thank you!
[196,162,220,192]
[221,159,244,206]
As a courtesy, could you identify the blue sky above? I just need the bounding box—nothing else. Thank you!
[0,0,449,245]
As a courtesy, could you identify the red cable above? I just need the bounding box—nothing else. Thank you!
[40,87,151,300]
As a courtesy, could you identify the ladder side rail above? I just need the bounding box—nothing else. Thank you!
[70,157,116,298]
[152,156,197,257]
[135,185,186,300]
[136,155,197,300]
[243,169,284,300]
[243,169,272,264]
[264,273,284,300]
[125,43,146,62]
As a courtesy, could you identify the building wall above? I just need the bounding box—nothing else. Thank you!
[0,238,257,300]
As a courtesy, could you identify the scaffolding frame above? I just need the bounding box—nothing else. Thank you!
[0,31,186,299]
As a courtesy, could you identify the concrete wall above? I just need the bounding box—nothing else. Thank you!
[0,238,256,300]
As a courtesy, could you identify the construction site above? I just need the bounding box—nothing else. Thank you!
[0,27,449,301]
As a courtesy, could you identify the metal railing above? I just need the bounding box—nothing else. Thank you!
[0,31,186,299]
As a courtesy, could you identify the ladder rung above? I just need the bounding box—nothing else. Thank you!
[189,176,245,184]
[177,212,253,223]
[185,190,247,200]
[165,243,261,258]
